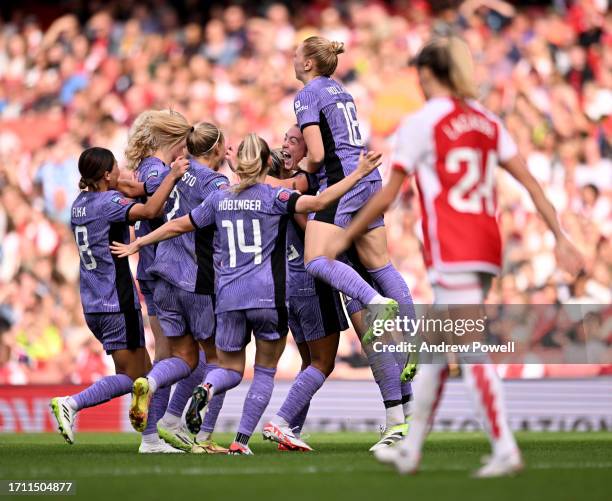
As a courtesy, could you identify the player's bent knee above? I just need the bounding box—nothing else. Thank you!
[111,349,145,380]
[168,335,198,369]
[116,365,142,382]
[312,359,335,377]
[169,348,198,370]
[184,352,200,371]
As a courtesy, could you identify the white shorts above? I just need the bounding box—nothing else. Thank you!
[429,270,494,305]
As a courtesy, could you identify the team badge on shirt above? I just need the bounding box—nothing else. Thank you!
[147,170,158,179]
[277,189,291,202]
[112,195,131,206]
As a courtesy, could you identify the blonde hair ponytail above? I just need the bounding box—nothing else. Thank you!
[187,122,223,158]
[233,133,271,193]
[415,36,478,100]
[302,36,345,77]
[447,37,478,100]
[125,109,191,171]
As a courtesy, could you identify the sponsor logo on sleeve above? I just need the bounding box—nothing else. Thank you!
[215,179,229,189]
[294,99,309,114]
[147,170,158,179]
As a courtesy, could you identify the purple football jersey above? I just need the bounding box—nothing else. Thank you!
[286,218,314,296]
[134,157,170,281]
[148,158,229,293]
[294,76,381,190]
[286,171,318,297]
[71,190,140,313]
[189,183,300,313]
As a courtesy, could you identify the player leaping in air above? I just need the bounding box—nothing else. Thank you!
[292,37,418,449]
[292,36,416,342]
[326,36,584,477]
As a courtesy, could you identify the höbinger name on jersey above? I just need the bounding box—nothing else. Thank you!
[218,199,262,211]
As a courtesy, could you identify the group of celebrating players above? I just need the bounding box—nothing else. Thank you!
[49,34,583,478]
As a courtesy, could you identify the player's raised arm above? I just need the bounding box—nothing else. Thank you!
[126,156,189,222]
[501,154,584,276]
[265,172,310,192]
[110,214,195,258]
[111,189,216,257]
[294,150,381,213]
[116,178,146,198]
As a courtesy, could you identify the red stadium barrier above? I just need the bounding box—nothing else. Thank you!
[0,385,124,433]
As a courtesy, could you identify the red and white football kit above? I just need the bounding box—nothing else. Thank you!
[389,97,521,470]
[391,96,518,303]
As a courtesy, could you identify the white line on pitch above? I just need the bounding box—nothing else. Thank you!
[5,462,612,477]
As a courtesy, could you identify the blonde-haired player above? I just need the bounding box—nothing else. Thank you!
[292,37,417,447]
[327,36,583,477]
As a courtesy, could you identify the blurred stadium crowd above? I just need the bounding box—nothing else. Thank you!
[0,1,610,384]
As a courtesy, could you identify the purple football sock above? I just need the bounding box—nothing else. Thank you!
[147,357,191,392]
[367,263,413,405]
[287,370,309,431]
[70,374,133,411]
[142,360,172,436]
[366,350,402,406]
[368,263,415,318]
[166,351,206,418]
[236,365,276,438]
[306,257,378,305]
[345,298,365,316]
[201,363,227,433]
[290,401,310,434]
[277,366,326,425]
[204,367,243,394]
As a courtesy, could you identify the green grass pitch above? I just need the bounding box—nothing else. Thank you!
[1,432,610,501]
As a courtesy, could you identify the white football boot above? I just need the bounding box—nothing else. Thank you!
[473,451,524,478]
[50,396,76,445]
